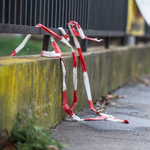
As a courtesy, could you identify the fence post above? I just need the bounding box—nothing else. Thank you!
[135,37,139,45]
[105,37,110,49]
[42,35,51,51]
[144,37,148,43]
[120,37,126,46]
[81,39,88,52]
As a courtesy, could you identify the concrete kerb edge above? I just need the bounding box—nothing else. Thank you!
[0,45,150,132]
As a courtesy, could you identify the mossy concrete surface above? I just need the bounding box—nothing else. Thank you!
[0,45,150,132]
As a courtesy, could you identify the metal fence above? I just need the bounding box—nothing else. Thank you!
[0,0,149,51]
[0,0,127,31]
[0,0,88,29]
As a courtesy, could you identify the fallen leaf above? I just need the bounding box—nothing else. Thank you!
[1,129,9,139]
[108,102,117,106]
[96,93,124,108]
[96,107,100,110]
[106,94,114,99]
[0,138,16,150]
[46,145,59,150]
[132,77,149,85]
[97,108,106,112]
[0,130,16,150]
[141,78,149,85]
[96,100,101,106]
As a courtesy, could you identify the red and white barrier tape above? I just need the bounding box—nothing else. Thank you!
[67,21,129,123]
[66,21,102,113]
[10,22,129,123]
[10,34,32,56]
[68,21,103,42]
[47,28,106,122]
[36,24,78,113]
[58,27,70,41]
[45,33,106,122]
[9,23,79,120]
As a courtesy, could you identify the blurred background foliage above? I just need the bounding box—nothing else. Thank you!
[0,34,71,57]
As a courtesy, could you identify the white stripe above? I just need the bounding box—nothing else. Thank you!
[72,113,82,121]
[61,61,67,91]
[58,27,69,39]
[73,67,77,90]
[51,36,55,42]
[89,38,103,42]
[68,25,80,49]
[58,27,70,41]
[60,37,75,52]
[100,113,123,122]
[94,38,103,42]
[15,34,32,53]
[83,72,92,101]
[106,118,123,122]
[42,51,61,57]
[58,27,66,35]
[77,26,85,39]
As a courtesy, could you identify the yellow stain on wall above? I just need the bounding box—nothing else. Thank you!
[0,57,62,132]
[0,58,36,64]
[1,48,150,132]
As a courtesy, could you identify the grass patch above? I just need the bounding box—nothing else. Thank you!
[0,108,65,150]
[0,35,71,57]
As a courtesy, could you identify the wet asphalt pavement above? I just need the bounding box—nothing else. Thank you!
[52,81,150,150]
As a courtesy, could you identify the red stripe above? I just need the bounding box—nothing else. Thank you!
[77,48,87,72]
[52,41,62,54]
[72,28,81,37]
[41,50,43,56]
[69,22,100,42]
[37,23,62,40]
[64,34,70,41]
[84,116,107,121]
[62,90,73,116]
[10,50,17,56]
[124,120,129,124]
[72,29,98,42]
[72,28,97,42]
[89,100,100,114]
[67,21,77,26]
[114,117,122,121]
[85,37,97,42]
[77,23,81,29]
[88,100,95,111]
[70,90,77,111]
[72,52,78,68]
[68,21,80,29]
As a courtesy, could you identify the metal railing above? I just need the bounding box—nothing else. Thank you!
[0,0,148,51]
[0,0,89,29]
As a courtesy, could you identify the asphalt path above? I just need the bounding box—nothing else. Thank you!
[52,81,150,150]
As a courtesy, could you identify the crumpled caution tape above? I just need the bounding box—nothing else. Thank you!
[10,23,129,123]
[36,24,79,115]
[49,36,108,122]
[39,24,107,122]
[10,23,78,118]
[10,34,32,56]
[67,21,103,42]
[65,21,129,123]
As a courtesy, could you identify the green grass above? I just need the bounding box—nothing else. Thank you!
[0,35,71,57]
[1,108,64,150]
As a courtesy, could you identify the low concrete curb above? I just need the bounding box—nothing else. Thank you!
[0,45,150,132]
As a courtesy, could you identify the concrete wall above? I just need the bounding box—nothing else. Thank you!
[0,45,150,132]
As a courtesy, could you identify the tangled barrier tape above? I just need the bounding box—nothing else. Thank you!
[10,22,129,123]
